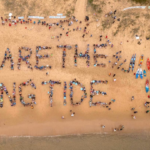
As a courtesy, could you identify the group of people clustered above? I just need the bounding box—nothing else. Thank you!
[0,13,119,112]
[89,80,115,109]
[41,80,61,107]
[57,45,72,68]
[57,43,111,68]
[18,47,33,70]
[0,82,16,107]
[1,10,150,133]
[69,79,87,105]
[0,13,116,69]
[74,44,90,67]
[35,46,52,70]
[112,51,127,71]
[0,14,115,108]
[19,79,36,108]
[0,80,36,108]
[1,15,83,40]
[0,48,14,70]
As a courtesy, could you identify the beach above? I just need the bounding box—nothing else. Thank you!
[0,0,150,139]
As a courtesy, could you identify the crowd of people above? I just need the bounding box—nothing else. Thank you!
[89,80,109,107]
[19,79,36,108]
[93,50,108,67]
[93,43,107,48]
[1,15,81,38]
[56,45,72,68]
[0,48,14,70]
[35,46,52,70]
[0,82,16,107]
[105,10,120,26]
[69,79,87,105]
[0,14,92,41]
[74,44,78,66]
[112,51,122,68]
[18,47,33,70]
[93,37,114,48]
[34,65,52,70]
[112,51,128,71]
[62,48,66,68]
[117,59,126,70]
[57,45,72,49]
[74,44,90,67]
[64,82,67,105]
[42,80,61,107]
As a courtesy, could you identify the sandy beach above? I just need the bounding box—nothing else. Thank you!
[0,0,150,137]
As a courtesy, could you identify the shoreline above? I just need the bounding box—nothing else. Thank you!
[1,131,150,150]
[0,129,150,138]
[0,118,150,137]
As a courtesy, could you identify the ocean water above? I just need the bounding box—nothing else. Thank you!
[0,133,150,150]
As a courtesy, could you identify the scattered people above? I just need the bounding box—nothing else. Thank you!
[119,125,124,131]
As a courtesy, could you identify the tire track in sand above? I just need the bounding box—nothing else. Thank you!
[74,0,87,20]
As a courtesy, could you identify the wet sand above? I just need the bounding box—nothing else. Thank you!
[1,133,150,150]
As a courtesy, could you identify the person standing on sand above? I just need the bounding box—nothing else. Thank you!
[134,111,138,114]
[131,96,134,101]
[132,115,136,119]
[119,125,124,131]
[131,108,135,110]
[71,112,75,117]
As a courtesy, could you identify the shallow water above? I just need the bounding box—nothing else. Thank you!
[0,133,150,150]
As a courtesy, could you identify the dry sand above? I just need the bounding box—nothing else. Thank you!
[0,0,150,136]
